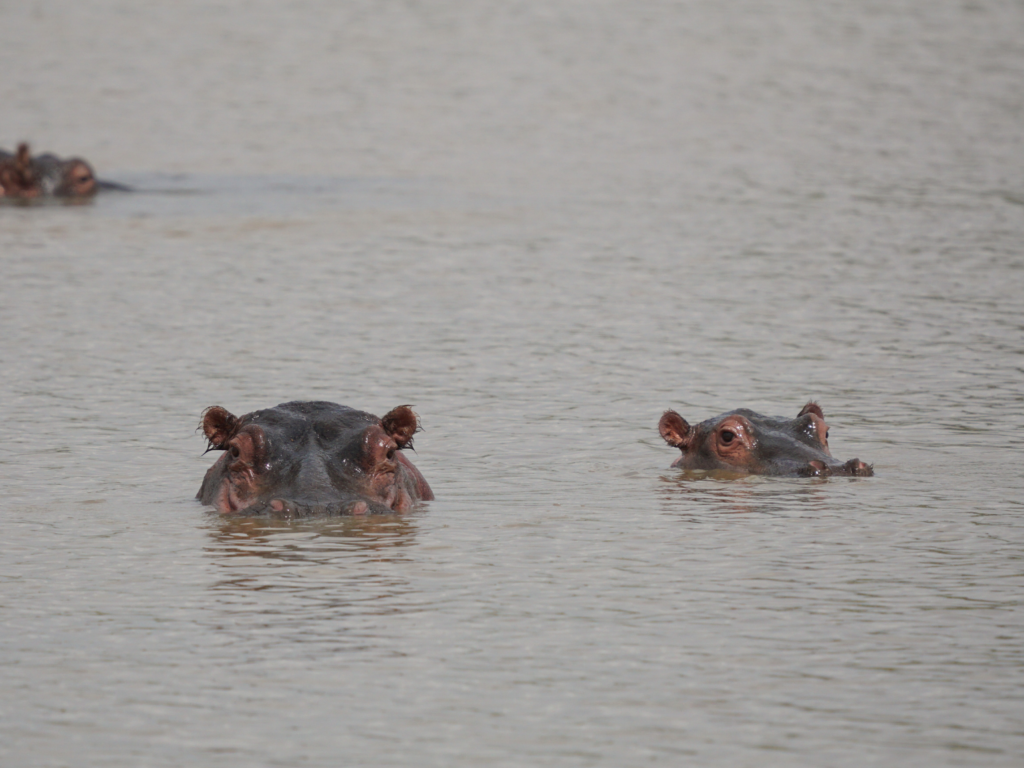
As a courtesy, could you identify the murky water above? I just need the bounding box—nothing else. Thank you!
[2,1,1023,765]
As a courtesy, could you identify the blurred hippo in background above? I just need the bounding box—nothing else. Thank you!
[0,142,129,199]
[659,402,873,477]
[197,401,434,517]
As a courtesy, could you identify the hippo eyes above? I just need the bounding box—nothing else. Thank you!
[826,430,830,440]
[720,430,735,444]
[229,444,240,459]
[387,447,396,460]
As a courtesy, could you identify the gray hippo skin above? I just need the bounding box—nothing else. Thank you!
[659,402,873,477]
[198,401,434,517]
[0,142,128,199]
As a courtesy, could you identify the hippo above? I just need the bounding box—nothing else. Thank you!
[658,402,873,477]
[197,401,434,517]
[0,142,128,199]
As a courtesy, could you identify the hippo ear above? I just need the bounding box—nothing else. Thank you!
[659,410,691,449]
[15,143,31,172]
[381,405,419,449]
[798,402,825,420]
[360,425,397,470]
[200,406,238,451]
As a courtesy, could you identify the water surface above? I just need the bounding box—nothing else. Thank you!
[2,1,1023,765]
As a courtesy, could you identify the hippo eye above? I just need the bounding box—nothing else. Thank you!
[229,444,240,459]
[825,430,830,440]
[387,447,396,460]
[720,430,735,444]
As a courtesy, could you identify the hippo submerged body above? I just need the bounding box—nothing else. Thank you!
[0,143,127,199]
[198,401,434,517]
[659,402,873,477]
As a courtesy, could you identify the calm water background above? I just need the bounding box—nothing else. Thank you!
[2,1,1023,765]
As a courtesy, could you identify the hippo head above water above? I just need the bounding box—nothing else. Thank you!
[658,402,873,477]
[197,401,434,517]
[0,143,96,198]
[0,142,129,200]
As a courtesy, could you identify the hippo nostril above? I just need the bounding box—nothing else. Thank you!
[846,459,874,477]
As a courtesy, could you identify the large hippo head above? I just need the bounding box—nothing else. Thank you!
[197,401,434,516]
[658,402,873,477]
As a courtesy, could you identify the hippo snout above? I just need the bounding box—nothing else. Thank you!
[843,459,874,476]
[802,458,874,478]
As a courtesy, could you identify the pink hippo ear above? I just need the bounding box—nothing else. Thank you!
[659,410,692,449]
[381,405,419,449]
[201,406,238,450]
[798,402,825,420]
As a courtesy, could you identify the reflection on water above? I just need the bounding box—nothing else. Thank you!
[197,515,423,652]
[0,195,96,208]
[206,513,420,568]
[656,472,868,517]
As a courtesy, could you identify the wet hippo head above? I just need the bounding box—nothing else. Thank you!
[0,144,100,199]
[658,402,873,477]
[197,401,434,516]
